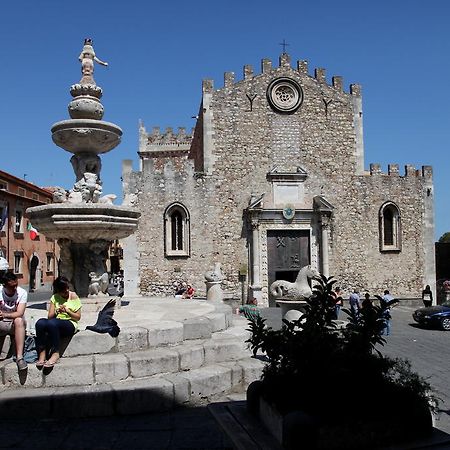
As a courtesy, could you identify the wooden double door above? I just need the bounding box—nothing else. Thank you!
[267,230,310,306]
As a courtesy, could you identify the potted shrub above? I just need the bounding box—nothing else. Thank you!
[246,275,437,449]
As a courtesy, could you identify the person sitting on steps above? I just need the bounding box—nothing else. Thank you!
[0,272,28,371]
[182,285,195,299]
[35,276,82,368]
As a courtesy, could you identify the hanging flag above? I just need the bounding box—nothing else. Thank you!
[0,205,7,230]
[27,222,39,240]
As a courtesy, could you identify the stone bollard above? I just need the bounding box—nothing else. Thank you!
[204,262,224,301]
[206,280,223,301]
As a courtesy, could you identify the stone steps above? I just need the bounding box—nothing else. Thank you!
[1,329,252,389]
[0,298,263,418]
[0,358,264,419]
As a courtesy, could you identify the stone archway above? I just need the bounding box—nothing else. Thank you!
[29,254,39,292]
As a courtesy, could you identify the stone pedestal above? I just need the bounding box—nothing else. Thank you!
[276,300,307,321]
[206,281,223,302]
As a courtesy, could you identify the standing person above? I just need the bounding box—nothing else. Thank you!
[363,292,372,305]
[35,276,81,368]
[331,287,343,319]
[349,289,360,317]
[380,289,395,336]
[421,285,433,308]
[0,273,27,370]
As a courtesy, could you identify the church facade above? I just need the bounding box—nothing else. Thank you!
[122,53,435,305]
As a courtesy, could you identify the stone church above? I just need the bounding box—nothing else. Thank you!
[122,52,435,306]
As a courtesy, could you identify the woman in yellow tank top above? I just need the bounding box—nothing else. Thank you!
[35,276,82,368]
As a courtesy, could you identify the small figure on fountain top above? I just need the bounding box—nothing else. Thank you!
[79,38,108,85]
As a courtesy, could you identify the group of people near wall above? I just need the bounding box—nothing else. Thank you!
[0,273,81,371]
[174,282,195,299]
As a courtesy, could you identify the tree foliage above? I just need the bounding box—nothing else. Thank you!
[438,232,450,243]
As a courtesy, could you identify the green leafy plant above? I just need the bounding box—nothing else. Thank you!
[246,275,438,447]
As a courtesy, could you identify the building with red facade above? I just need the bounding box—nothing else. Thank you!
[0,170,59,291]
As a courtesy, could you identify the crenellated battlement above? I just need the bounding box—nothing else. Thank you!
[368,163,433,178]
[210,53,361,96]
[138,121,194,155]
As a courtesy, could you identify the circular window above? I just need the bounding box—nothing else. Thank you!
[267,78,303,113]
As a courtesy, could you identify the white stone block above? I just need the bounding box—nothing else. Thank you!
[148,321,183,347]
[183,317,212,340]
[128,348,179,378]
[177,343,205,370]
[3,361,44,388]
[217,361,244,387]
[94,353,129,383]
[116,326,149,352]
[205,313,226,332]
[237,358,264,384]
[182,364,232,397]
[64,331,116,357]
[162,373,190,404]
[203,340,245,364]
[44,356,94,387]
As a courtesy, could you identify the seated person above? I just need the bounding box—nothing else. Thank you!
[175,282,187,297]
[35,276,81,368]
[0,272,27,371]
[182,285,195,299]
[239,298,260,321]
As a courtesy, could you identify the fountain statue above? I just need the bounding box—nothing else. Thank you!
[27,39,140,297]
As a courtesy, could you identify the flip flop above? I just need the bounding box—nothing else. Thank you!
[35,360,46,368]
[44,361,56,368]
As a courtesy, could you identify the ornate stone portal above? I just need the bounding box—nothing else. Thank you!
[27,39,140,297]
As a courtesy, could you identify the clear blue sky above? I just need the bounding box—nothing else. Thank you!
[1,0,448,239]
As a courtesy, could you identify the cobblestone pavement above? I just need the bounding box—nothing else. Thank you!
[0,403,234,450]
[1,305,449,449]
[381,305,450,436]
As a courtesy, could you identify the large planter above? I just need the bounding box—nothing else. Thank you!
[247,380,434,449]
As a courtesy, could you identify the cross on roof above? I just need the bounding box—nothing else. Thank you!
[279,39,289,54]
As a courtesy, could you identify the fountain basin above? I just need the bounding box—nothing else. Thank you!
[51,119,122,154]
[26,203,139,242]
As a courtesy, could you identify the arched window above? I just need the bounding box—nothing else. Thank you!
[164,203,190,257]
[379,202,401,252]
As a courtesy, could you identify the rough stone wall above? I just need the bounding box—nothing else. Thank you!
[327,169,431,296]
[128,53,434,299]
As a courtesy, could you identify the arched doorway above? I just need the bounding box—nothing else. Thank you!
[29,254,39,292]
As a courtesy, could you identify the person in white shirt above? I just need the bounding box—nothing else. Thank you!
[0,272,27,370]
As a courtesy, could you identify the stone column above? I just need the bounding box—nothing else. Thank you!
[320,217,330,278]
[250,218,262,302]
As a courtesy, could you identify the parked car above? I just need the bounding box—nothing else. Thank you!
[413,301,450,330]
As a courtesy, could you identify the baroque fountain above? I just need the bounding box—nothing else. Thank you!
[27,39,140,297]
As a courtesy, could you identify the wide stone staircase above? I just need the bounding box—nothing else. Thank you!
[0,297,264,419]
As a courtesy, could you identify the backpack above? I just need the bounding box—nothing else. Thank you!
[23,335,38,363]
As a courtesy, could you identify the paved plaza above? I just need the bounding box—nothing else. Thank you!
[0,305,449,449]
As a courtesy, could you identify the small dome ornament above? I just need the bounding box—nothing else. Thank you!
[267,77,303,113]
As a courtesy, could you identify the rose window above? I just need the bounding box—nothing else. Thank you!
[267,78,303,113]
